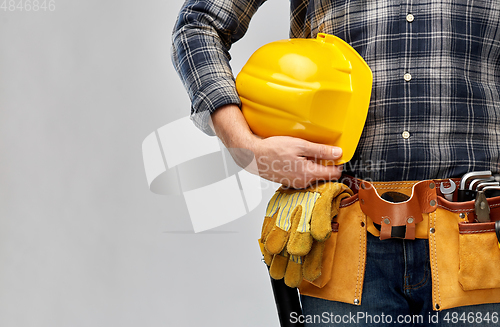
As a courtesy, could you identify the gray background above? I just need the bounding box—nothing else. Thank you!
[0,0,289,326]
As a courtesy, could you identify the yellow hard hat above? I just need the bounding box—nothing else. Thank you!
[236,33,373,164]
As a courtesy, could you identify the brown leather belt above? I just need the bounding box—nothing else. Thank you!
[339,176,500,240]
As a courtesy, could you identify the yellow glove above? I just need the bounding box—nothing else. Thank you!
[260,182,352,287]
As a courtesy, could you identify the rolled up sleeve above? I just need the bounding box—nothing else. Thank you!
[171,0,266,135]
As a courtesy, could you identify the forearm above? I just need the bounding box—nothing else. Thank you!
[211,104,264,173]
[211,104,258,149]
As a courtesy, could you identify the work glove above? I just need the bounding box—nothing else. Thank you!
[259,182,353,288]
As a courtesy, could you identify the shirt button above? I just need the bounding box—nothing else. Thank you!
[402,131,410,139]
[406,14,415,22]
[404,73,412,81]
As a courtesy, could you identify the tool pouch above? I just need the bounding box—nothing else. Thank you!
[458,222,500,291]
[299,194,368,306]
[430,196,500,310]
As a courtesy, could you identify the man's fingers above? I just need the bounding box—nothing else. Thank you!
[298,140,343,160]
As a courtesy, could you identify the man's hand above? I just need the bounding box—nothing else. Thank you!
[249,135,343,188]
[211,104,343,189]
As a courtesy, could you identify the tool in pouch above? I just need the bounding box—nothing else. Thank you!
[454,171,500,223]
[456,171,500,255]
[457,171,500,201]
[439,179,456,201]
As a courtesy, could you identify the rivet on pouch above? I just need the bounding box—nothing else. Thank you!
[354,299,360,305]
[384,218,391,225]
[361,183,366,189]
[407,217,414,224]
[429,182,435,189]
[430,200,436,206]
[435,304,440,310]
[430,228,435,234]
[459,213,465,219]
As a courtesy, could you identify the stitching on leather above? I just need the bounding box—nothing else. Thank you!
[340,198,358,208]
[435,211,442,306]
[372,182,416,187]
[437,202,500,213]
[430,211,441,307]
[459,229,495,234]
[360,216,367,302]
[354,216,361,301]
[436,205,473,213]
[429,212,437,305]
[372,186,413,190]
[355,214,363,302]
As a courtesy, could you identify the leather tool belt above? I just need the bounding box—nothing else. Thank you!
[340,175,500,239]
[298,175,500,311]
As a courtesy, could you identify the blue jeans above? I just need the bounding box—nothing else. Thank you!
[300,233,500,326]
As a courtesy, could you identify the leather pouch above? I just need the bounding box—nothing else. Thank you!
[430,203,500,310]
[309,222,338,288]
[299,195,367,306]
[458,222,500,291]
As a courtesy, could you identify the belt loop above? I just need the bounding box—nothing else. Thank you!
[359,180,437,240]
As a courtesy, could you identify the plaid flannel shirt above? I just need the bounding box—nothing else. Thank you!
[172,0,500,181]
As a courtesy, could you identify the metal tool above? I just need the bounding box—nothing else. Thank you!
[439,179,456,201]
[482,186,500,192]
[476,182,500,191]
[469,177,495,190]
[475,191,491,222]
[459,171,492,190]
[458,171,492,202]
[482,186,500,198]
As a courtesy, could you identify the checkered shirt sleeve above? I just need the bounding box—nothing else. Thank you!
[171,0,266,135]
